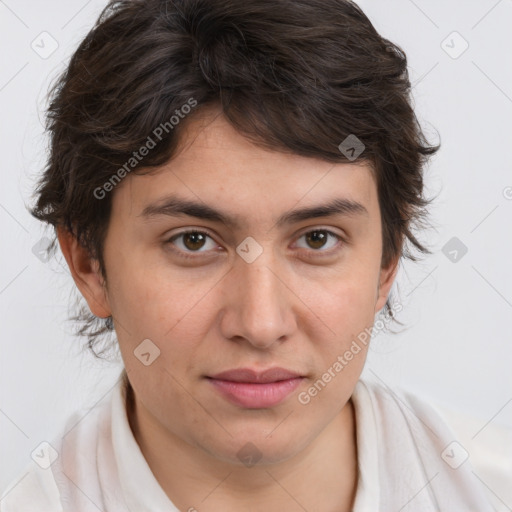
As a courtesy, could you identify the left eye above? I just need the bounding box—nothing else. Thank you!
[294,230,342,251]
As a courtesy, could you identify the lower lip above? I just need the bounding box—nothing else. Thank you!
[207,377,304,408]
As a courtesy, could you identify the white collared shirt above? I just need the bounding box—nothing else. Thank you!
[1,374,510,511]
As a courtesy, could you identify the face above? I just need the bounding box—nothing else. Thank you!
[63,108,397,467]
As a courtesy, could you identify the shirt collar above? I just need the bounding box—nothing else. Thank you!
[110,376,181,512]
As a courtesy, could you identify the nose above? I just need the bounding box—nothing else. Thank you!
[219,253,297,350]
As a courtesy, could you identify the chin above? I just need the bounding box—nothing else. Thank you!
[196,424,314,468]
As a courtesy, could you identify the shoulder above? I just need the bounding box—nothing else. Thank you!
[353,378,512,510]
[0,462,63,512]
[430,398,512,511]
[0,383,117,512]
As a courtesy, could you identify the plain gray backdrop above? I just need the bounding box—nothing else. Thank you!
[1,0,511,494]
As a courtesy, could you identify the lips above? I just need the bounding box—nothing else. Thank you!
[208,367,302,384]
[206,367,305,408]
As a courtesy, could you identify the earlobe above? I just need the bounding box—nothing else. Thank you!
[56,227,111,319]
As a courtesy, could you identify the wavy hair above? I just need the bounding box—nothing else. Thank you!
[30,0,440,357]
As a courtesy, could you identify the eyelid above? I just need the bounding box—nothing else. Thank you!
[294,225,346,240]
[166,227,217,241]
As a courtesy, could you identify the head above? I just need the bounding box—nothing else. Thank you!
[31,0,439,466]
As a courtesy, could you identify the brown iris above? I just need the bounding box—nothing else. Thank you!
[305,230,329,249]
[183,232,207,251]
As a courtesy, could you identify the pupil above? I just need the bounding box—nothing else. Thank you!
[307,231,326,249]
[184,232,205,250]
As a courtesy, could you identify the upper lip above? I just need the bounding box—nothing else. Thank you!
[208,367,303,383]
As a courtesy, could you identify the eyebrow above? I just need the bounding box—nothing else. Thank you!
[139,194,368,228]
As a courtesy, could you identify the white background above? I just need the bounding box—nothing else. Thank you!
[1,0,511,495]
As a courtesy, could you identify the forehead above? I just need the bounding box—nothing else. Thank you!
[113,110,378,223]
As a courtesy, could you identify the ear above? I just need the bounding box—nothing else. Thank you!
[57,226,111,318]
[374,254,400,314]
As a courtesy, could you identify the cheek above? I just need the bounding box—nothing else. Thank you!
[106,248,212,336]
[302,278,376,400]
[300,271,378,380]
[307,268,378,330]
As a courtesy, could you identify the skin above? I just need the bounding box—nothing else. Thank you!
[58,107,398,512]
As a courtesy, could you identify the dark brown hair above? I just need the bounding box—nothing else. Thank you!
[30,0,440,357]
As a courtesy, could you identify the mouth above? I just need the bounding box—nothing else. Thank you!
[205,367,305,409]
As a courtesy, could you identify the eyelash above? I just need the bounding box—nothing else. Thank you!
[164,228,345,260]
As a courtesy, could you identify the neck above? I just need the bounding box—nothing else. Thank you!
[126,382,358,512]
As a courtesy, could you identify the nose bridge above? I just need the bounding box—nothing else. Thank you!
[242,258,280,311]
[223,244,295,347]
